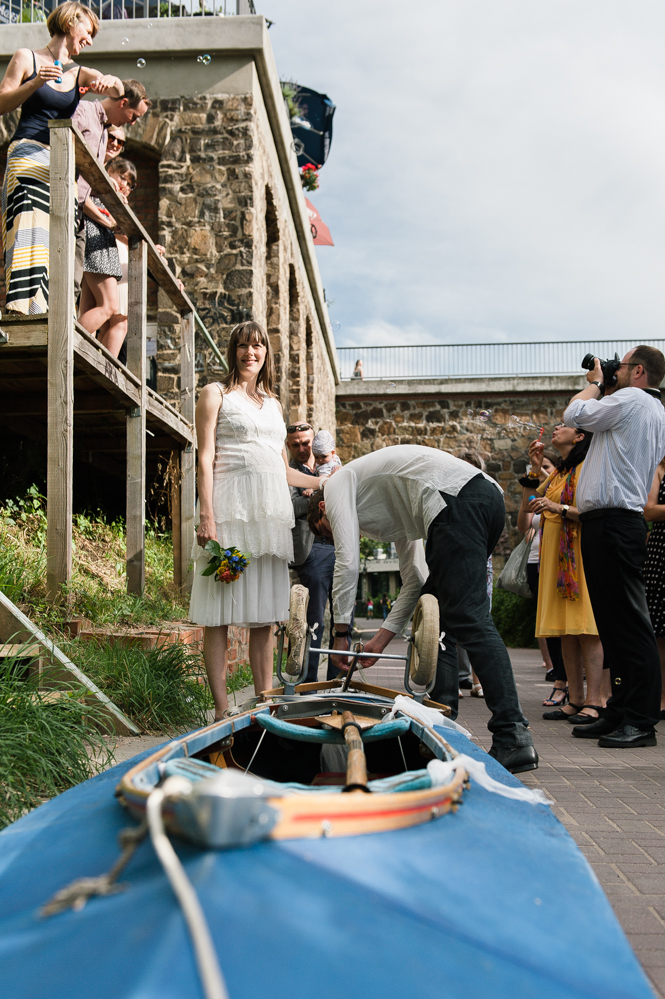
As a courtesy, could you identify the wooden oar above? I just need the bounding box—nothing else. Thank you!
[341,711,370,793]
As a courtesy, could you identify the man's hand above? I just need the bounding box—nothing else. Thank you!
[357,627,394,669]
[330,633,351,671]
[586,357,604,388]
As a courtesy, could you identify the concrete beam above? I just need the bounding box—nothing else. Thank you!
[336,375,588,399]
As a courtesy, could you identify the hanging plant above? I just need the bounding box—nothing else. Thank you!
[280,80,306,122]
[300,163,320,192]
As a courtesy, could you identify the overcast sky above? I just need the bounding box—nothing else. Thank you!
[266,0,665,351]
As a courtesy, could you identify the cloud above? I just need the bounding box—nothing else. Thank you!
[268,0,665,349]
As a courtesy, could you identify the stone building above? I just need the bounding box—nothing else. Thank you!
[0,15,338,430]
[336,374,587,561]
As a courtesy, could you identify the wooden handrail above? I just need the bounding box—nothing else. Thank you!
[50,119,192,314]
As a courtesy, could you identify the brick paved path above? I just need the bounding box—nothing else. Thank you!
[350,622,665,998]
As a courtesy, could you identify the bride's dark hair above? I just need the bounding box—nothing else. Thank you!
[220,321,276,396]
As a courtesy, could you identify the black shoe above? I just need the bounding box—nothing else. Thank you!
[459,677,473,690]
[489,744,539,774]
[568,705,602,725]
[544,668,555,682]
[572,717,617,739]
[598,724,657,748]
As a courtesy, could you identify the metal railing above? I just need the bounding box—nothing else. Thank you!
[338,340,665,382]
[0,0,254,23]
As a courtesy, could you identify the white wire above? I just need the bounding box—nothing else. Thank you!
[146,786,229,999]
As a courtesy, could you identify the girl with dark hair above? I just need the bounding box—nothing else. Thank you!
[189,321,315,719]
[519,423,607,725]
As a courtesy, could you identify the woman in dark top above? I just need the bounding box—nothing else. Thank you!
[644,458,665,719]
[0,1,122,314]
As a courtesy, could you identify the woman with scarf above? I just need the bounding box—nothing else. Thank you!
[518,423,606,724]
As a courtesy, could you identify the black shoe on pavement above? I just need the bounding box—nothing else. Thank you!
[458,677,473,690]
[489,744,539,774]
[598,725,657,749]
[571,717,617,739]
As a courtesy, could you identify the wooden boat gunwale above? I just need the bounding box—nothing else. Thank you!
[116,687,467,843]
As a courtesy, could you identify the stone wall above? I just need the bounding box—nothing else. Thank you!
[128,93,336,433]
[336,381,580,555]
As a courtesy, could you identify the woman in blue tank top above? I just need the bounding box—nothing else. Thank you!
[0,1,123,315]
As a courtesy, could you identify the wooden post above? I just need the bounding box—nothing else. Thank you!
[126,237,147,594]
[171,449,182,588]
[47,123,76,604]
[178,311,196,594]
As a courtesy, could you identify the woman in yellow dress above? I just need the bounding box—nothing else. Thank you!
[518,424,606,724]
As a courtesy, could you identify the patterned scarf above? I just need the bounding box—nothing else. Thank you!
[557,467,579,600]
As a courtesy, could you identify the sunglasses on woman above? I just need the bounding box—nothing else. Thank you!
[107,135,125,148]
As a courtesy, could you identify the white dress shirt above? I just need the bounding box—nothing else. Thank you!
[563,388,665,513]
[322,445,503,634]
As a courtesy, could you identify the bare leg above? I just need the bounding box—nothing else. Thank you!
[559,634,585,716]
[78,273,119,335]
[658,637,665,712]
[203,625,228,719]
[538,637,553,669]
[249,625,274,697]
[576,634,604,719]
[99,315,127,358]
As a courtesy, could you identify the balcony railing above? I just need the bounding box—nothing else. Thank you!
[337,340,665,382]
[0,0,254,23]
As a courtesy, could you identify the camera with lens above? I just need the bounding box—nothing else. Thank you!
[581,352,622,390]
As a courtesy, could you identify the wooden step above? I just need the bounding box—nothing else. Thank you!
[0,643,42,658]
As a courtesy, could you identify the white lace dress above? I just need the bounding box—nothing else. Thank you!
[188,388,294,627]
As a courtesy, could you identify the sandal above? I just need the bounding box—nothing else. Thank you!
[471,682,484,698]
[568,705,602,725]
[543,686,568,707]
[543,702,583,721]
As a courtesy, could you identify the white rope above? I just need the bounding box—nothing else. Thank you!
[147,782,229,999]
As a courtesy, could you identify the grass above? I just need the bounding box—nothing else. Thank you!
[0,486,188,630]
[0,656,114,829]
[66,640,213,735]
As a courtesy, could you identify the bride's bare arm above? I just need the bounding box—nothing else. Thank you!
[282,446,319,488]
[195,385,223,547]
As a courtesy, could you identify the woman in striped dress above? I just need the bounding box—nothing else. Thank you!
[0,2,122,315]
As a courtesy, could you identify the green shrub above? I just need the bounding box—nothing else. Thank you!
[67,640,213,735]
[0,657,113,829]
[491,587,538,649]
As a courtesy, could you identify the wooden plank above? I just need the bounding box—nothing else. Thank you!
[0,323,48,347]
[146,389,194,445]
[47,126,75,605]
[126,238,147,595]
[180,312,196,594]
[75,321,141,387]
[0,590,140,736]
[50,120,192,313]
[0,392,127,417]
[73,328,141,408]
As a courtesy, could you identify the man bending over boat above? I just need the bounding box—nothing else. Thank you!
[306,444,538,774]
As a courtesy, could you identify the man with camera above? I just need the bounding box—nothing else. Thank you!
[563,345,665,748]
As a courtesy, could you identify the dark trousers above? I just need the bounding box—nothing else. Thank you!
[526,563,566,683]
[294,541,342,683]
[424,476,532,750]
[581,511,661,730]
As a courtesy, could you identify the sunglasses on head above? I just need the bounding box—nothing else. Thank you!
[287,423,312,434]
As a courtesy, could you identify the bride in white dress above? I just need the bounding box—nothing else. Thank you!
[189,321,315,718]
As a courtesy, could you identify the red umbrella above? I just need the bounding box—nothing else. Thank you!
[305,198,334,246]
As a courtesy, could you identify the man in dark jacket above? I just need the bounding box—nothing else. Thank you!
[286,423,339,682]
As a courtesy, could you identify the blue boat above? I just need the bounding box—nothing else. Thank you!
[0,676,656,999]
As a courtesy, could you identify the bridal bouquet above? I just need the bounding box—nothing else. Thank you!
[202,542,251,584]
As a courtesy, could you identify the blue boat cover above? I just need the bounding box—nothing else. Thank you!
[0,727,655,999]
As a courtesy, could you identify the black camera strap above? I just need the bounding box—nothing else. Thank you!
[641,387,662,400]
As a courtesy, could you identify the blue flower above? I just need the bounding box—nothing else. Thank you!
[225,550,231,557]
